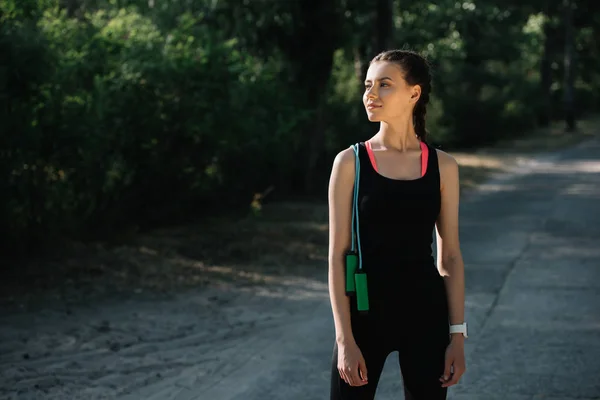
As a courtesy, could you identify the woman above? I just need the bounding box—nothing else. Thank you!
[328,49,467,400]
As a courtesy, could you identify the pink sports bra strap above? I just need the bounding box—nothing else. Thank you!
[420,141,428,177]
[365,140,428,177]
[365,141,378,173]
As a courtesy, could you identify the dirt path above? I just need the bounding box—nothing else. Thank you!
[0,274,329,399]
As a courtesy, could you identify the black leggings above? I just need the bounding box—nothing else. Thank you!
[329,335,449,399]
[330,276,450,399]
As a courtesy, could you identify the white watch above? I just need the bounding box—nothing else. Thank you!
[449,322,468,338]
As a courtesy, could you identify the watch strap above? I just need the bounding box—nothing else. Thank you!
[449,322,468,338]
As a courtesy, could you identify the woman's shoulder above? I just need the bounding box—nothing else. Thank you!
[434,147,458,168]
[329,145,359,188]
[332,145,359,168]
[434,148,459,183]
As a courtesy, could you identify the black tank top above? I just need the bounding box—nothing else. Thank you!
[357,141,441,279]
[350,141,447,324]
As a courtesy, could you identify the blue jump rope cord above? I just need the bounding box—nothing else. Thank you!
[351,144,363,271]
[350,145,356,252]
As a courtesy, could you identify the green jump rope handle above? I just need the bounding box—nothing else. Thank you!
[354,270,369,313]
[348,143,369,314]
[345,251,358,295]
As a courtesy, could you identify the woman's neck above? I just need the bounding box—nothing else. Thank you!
[374,119,420,152]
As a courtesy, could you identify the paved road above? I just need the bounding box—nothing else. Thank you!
[172,138,600,400]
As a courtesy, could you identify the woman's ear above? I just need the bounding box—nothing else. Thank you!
[410,84,422,103]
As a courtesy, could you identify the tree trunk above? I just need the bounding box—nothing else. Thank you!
[292,0,339,193]
[375,0,394,53]
[563,0,576,131]
[539,9,554,127]
[354,44,369,83]
[352,0,393,105]
[458,18,484,144]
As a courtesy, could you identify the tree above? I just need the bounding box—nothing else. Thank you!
[563,0,576,131]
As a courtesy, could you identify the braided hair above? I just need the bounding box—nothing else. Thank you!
[370,50,432,142]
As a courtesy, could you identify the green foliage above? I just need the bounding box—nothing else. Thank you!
[1,0,599,253]
[1,1,307,250]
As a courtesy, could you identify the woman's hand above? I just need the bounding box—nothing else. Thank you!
[337,340,369,387]
[440,335,466,387]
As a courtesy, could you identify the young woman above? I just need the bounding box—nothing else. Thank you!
[328,49,467,400]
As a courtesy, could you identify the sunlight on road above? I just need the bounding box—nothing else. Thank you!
[475,183,520,193]
[520,158,600,174]
[561,182,600,196]
[199,264,329,300]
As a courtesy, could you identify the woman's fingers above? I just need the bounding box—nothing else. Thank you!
[358,357,368,384]
[442,373,459,387]
[441,365,465,387]
[440,356,453,383]
[340,365,367,387]
[339,368,349,385]
[337,346,368,387]
[340,366,355,386]
[440,341,467,387]
[348,366,361,386]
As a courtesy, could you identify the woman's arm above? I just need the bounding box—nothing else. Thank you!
[328,147,357,345]
[435,150,466,341]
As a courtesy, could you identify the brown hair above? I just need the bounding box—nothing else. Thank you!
[370,50,432,142]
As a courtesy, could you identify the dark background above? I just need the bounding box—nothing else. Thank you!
[2,0,598,256]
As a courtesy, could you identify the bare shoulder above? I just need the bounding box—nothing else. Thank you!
[435,148,459,190]
[435,148,458,170]
[329,146,358,203]
[331,146,357,174]
[334,146,357,164]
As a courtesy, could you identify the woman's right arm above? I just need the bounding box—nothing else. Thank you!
[328,147,356,345]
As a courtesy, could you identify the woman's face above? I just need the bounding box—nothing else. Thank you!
[363,61,420,123]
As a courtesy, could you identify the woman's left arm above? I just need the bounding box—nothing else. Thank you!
[435,149,466,388]
[435,149,465,329]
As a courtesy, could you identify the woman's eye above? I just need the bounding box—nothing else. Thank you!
[380,83,389,87]
[364,85,371,90]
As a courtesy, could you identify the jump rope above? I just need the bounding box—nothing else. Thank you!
[345,143,369,313]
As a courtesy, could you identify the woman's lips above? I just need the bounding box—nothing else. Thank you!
[367,104,381,110]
